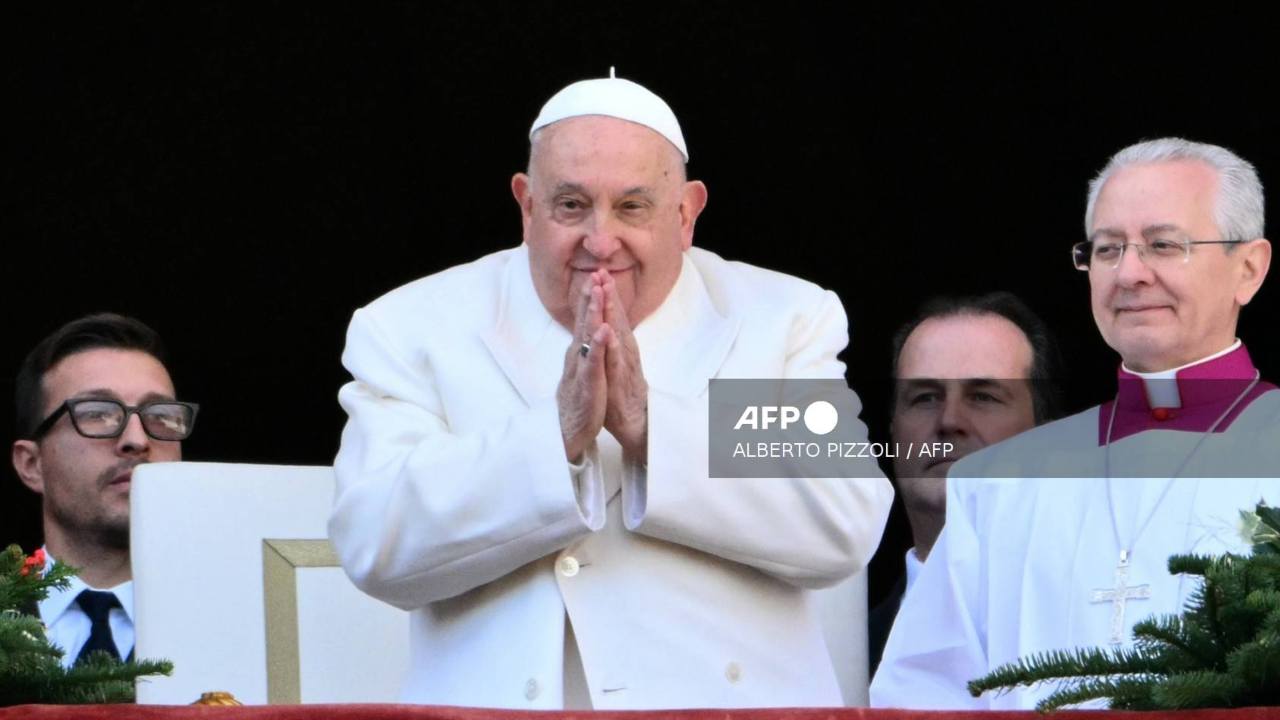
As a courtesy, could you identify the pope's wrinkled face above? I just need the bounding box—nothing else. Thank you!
[891,314,1037,514]
[1089,160,1266,371]
[512,115,707,329]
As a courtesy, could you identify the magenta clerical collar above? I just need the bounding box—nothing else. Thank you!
[1099,343,1274,444]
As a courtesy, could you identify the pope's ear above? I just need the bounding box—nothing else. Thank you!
[1235,238,1271,306]
[511,173,534,238]
[679,180,708,250]
[511,173,533,215]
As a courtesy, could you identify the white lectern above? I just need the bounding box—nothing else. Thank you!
[130,462,409,704]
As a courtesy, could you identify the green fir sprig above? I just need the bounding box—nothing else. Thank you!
[0,544,172,706]
[968,502,1280,712]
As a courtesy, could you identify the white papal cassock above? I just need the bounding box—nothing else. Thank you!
[330,246,893,710]
[871,343,1280,709]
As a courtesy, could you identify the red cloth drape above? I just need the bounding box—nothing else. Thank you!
[3,706,1279,720]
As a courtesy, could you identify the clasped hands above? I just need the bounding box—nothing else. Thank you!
[558,270,648,465]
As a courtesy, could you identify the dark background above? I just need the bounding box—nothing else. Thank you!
[3,4,1279,605]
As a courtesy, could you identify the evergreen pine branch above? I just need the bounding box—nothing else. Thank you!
[1261,607,1280,637]
[1218,589,1273,647]
[1214,581,1280,651]
[1199,560,1230,648]
[0,545,174,705]
[1033,676,1158,713]
[1168,553,1215,576]
[1170,554,1237,647]
[1103,676,1169,711]
[972,504,1280,712]
[1133,614,1225,668]
[1224,632,1280,692]
[1244,590,1280,624]
[0,614,62,661]
[1150,670,1248,709]
[968,646,1163,698]
[0,549,75,612]
[1246,556,1280,591]
[0,655,174,705]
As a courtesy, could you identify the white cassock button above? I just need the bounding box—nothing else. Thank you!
[525,678,540,700]
[558,556,580,577]
[725,662,742,683]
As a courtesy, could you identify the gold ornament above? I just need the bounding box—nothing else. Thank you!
[192,691,243,705]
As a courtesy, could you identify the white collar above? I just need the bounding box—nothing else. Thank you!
[1120,339,1241,408]
[35,548,134,626]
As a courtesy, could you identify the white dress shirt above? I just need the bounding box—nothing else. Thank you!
[904,546,925,594]
[36,550,134,667]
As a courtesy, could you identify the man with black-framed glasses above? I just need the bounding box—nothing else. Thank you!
[10,313,196,667]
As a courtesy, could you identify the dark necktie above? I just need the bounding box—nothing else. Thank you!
[74,589,122,665]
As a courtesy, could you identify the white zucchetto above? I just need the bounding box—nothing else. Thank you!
[530,70,688,162]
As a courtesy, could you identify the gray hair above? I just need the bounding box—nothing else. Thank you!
[1084,137,1265,242]
[526,124,688,181]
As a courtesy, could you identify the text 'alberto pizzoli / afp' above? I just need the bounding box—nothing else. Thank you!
[731,441,955,459]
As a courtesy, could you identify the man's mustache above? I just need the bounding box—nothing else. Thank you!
[98,459,144,489]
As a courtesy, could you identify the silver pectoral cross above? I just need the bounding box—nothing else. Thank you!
[1090,550,1151,644]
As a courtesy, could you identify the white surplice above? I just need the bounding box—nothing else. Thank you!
[871,346,1280,710]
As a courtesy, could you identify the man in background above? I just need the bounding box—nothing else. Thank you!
[868,291,1061,672]
[11,313,197,665]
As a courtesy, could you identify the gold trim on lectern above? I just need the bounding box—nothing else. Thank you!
[262,539,339,704]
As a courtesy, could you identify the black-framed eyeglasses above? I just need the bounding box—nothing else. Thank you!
[1072,236,1243,271]
[32,398,199,441]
